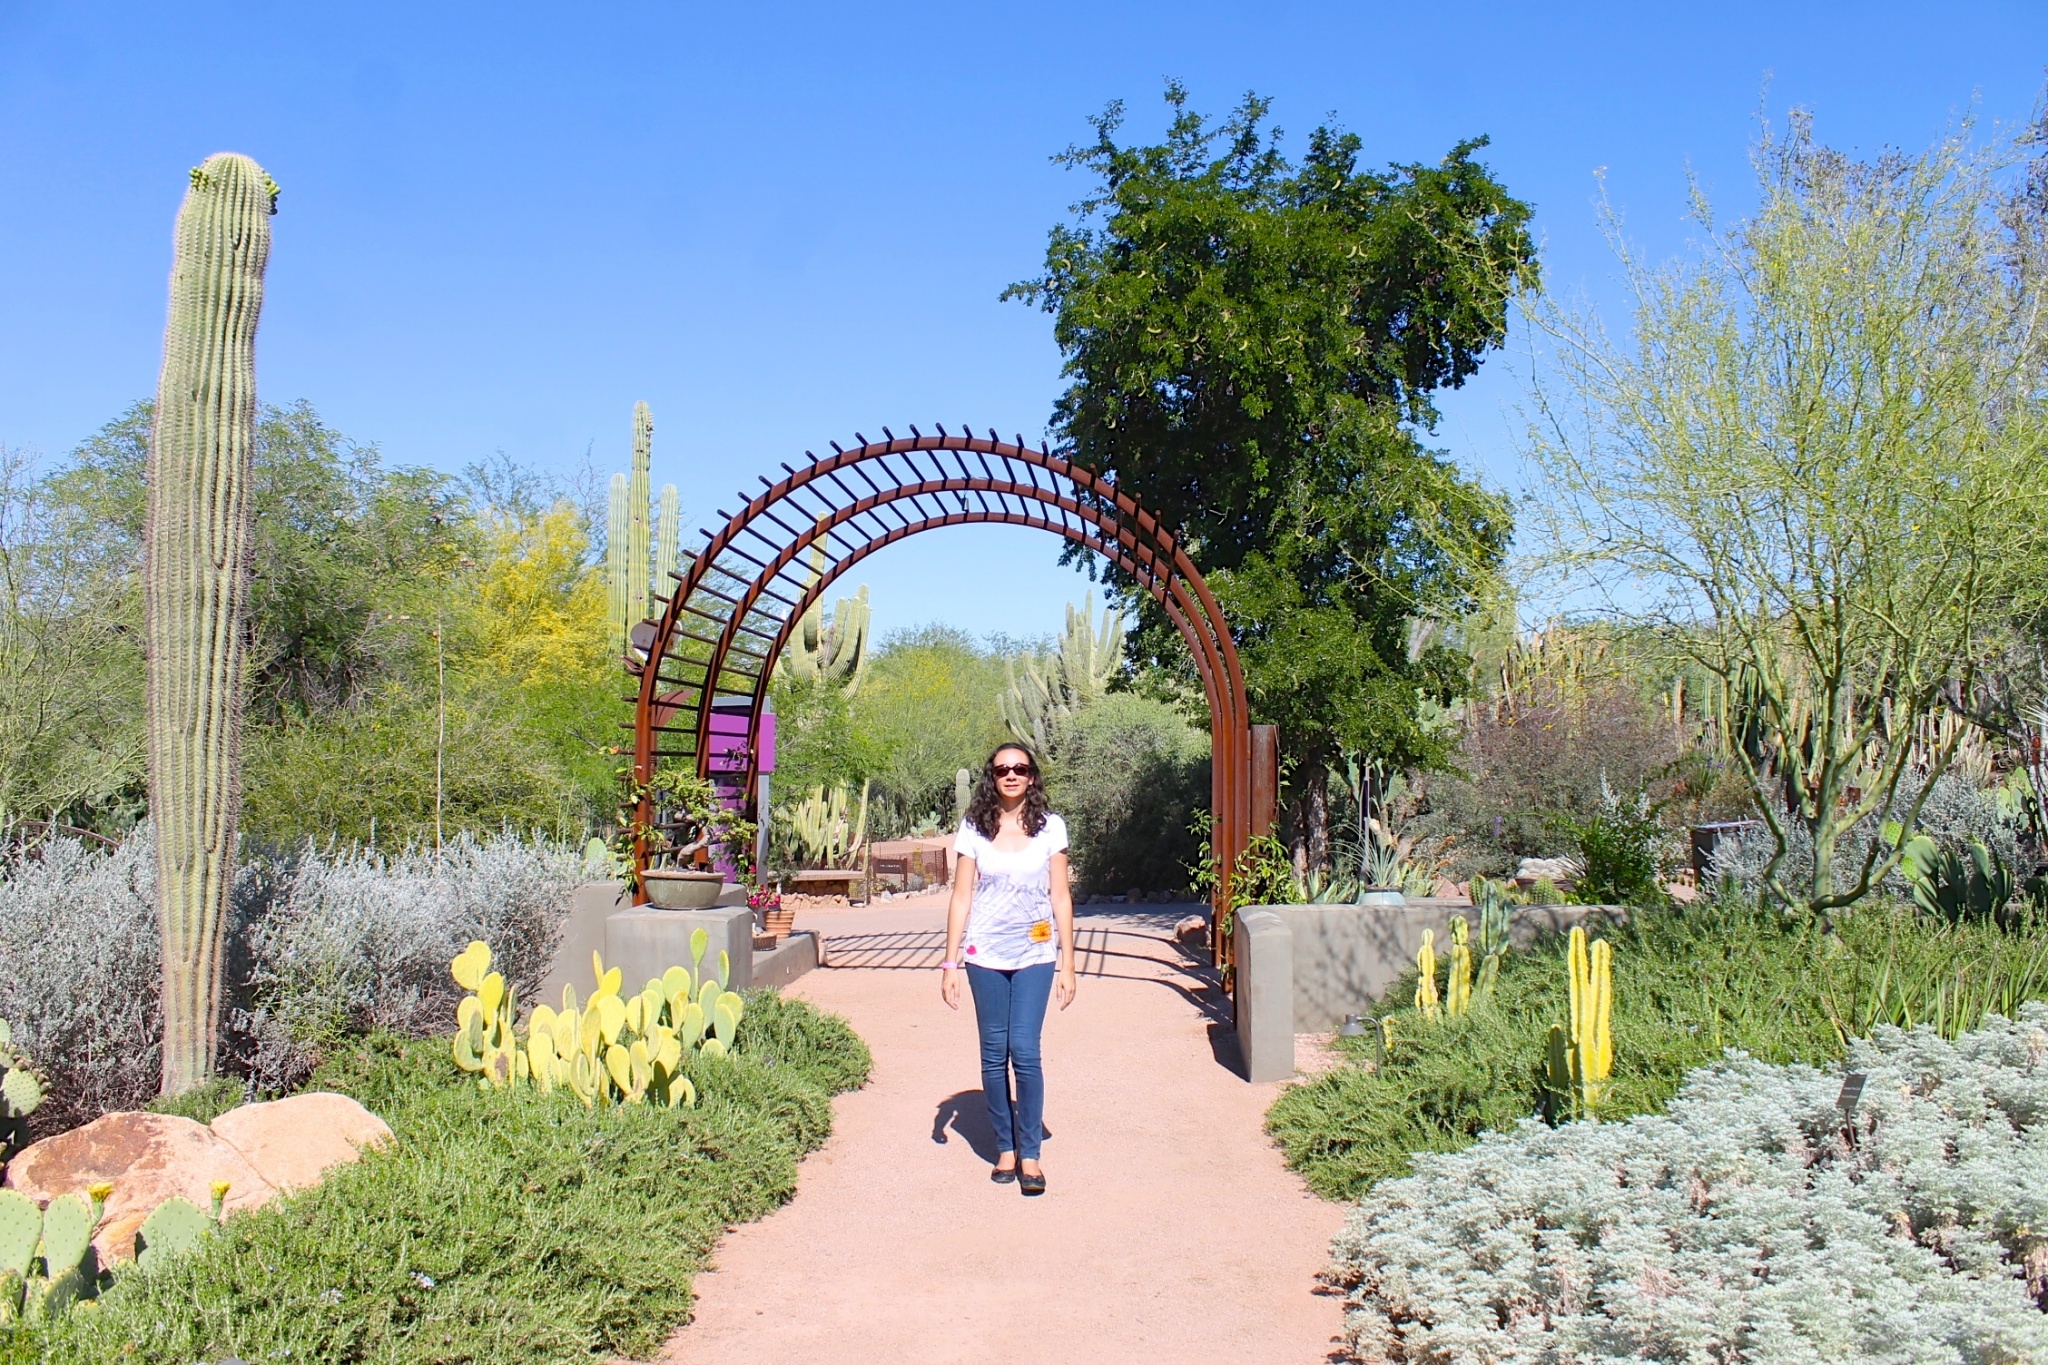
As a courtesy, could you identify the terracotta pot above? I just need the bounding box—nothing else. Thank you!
[641,869,725,910]
[763,906,796,939]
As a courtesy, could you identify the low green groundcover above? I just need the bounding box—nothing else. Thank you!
[1267,901,2048,1201]
[8,990,870,1364]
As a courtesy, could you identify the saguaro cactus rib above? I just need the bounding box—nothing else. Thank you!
[145,153,274,1097]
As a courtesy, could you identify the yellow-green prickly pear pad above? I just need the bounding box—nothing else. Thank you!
[699,1036,728,1058]
[654,1033,682,1074]
[697,980,720,1017]
[38,1192,93,1278]
[719,949,731,988]
[621,995,644,1037]
[561,982,580,1015]
[478,972,506,1022]
[529,1004,557,1040]
[456,995,482,1033]
[680,1001,707,1049]
[668,1074,697,1108]
[604,1043,632,1093]
[661,965,691,999]
[0,1189,40,1278]
[579,1006,603,1057]
[450,941,492,992]
[712,998,739,1046]
[596,994,626,1044]
[135,1197,211,1272]
[689,927,709,972]
[721,990,745,1024]
[553,1007,580,1058]
[453,1017,486,1072]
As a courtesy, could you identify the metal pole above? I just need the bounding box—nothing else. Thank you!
[1251,724,1278,841]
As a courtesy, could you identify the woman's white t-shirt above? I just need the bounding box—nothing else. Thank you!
[954,813,1068,971]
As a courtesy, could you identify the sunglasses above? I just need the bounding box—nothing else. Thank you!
[991,762,1037,778]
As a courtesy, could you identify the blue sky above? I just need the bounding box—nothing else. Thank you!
[3,2,2044,641]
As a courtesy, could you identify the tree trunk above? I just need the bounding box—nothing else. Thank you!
[1287,760,1331,885]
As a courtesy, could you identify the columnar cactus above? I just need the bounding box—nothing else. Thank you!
[1000,593,1125,747]
[1546,925,1615,1120]
[1413,929,1440,1021]
[144,153,275,1096]
[655,482,680,603]
[606,472,631,650]
[1445,915,1473,1018]
[779,522,871,694]
[626,402,652,626]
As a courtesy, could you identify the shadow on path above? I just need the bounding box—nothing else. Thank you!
[930,1089,1053,1163]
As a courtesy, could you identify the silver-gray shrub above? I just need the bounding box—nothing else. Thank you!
[0,832,164,1129]
[1325,1004,2048,1364]
[1708,772,2023,908]
[0,827,583,1117]
[233,832,582,1091]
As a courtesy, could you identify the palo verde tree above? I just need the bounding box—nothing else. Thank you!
[1531,113,2048,917]
[145,154,276,1095]
[1008,84,1535,869]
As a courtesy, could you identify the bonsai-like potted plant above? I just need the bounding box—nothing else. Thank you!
[612,765,757,910]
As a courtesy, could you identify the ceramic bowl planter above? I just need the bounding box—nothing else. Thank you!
[641,868,725,910]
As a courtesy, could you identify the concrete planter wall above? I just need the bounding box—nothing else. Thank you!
[1232,898,1625,1083]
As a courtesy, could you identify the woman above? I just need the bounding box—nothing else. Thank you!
[940,742,1077,1195]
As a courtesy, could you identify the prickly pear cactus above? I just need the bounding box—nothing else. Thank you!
[136,1196,213,1271]
[144,152,276,1097]
[0,1191,38,1279]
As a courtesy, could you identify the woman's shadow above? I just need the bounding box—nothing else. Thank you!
[931,1090,1050,1161]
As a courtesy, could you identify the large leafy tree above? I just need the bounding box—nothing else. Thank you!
[1008,85,1534,868]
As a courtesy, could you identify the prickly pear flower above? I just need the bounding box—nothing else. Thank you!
[211,1180,231,1199]
[87,1181,114,1202]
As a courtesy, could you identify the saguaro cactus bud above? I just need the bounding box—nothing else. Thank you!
[145,153,275,1096]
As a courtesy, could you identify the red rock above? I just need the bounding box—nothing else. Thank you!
[210,1091,392,1193]
[4,1112,274,1262]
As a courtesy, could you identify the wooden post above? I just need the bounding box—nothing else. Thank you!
[1250,724,1279,841]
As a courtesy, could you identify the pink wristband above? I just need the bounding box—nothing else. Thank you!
[939,960,963,970]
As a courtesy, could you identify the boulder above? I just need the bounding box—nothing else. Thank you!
[5,1111,274,1262]
[1173,915,1210,950]
[210,1091,392,1193]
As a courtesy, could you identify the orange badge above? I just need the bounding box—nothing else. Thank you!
[1029,920,1052,944]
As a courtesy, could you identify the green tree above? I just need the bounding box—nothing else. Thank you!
[1530,115,2048,916]
[1009,84,1533,871]
[847,626,1009,834]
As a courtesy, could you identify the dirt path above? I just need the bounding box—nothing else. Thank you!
[656,895,1345,1365]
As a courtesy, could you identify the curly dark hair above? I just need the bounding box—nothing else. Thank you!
[964,742,1050,840]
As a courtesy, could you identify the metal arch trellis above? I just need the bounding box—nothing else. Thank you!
[627,426,1264,971]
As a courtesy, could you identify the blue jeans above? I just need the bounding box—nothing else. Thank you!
[965,961,1053,1162]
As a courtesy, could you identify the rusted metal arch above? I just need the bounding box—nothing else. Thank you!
[694,475,1234,756]
[629,428,1253,963]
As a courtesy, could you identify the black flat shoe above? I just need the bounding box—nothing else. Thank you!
[1018,1168,1046,1196]
[990,1165,1018,1184]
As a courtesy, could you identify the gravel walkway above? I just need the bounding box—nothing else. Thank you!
[655,893,1345,1364]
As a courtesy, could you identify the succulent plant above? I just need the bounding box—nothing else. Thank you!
[145,153,277,1097]
[1545,925,1615,1121]
[1414,930,1440,1021]
[135,1196,212,1272]
[446,934,745,1109]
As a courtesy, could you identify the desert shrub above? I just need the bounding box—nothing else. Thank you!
[0,831,166,1128]
[1267,901,2048,1200]
[1553,786,1673,906]
[1043,693,1210,894]
[0,828,586,1125]
[1709,772,2024,909]
[33,998,871,1364]
[232,831,584,1092]
[1324,1008,2048,1364]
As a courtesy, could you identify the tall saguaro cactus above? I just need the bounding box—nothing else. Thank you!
[626,402,652,628]
[655,483,680,600]
[144,154,275,1096]
[606,473,630,649]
